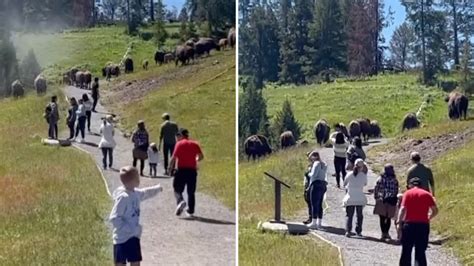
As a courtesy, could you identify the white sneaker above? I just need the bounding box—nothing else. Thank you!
[175,201,187,216]
[307,219,318,230]
[185,210,194,219]
[316,219,322,228]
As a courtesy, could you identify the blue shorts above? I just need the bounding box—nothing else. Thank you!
[113,237,142,263]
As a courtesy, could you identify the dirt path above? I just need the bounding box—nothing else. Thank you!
[64,85,235,266]
[299,140,459,266]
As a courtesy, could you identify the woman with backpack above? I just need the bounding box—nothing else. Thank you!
[131,120,149,176]
[346,137,366,171]
[373,164,399,241]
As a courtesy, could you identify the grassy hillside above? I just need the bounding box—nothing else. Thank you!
[239,148,340,265]
[0,95,110,264]
[263,74,448,140]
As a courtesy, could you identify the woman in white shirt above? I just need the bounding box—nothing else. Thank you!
[330,131,349,188]
[99,115,116,169]
[343,158,368,237]
[82,93,93,132]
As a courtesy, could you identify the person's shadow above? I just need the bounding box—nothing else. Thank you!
[320,226,399,245]
[183,215,235,225]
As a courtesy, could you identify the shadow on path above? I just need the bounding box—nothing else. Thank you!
[189,216,236,225]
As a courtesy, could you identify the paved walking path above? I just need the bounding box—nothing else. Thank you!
[300,140,459,266]
[64,86,235,266]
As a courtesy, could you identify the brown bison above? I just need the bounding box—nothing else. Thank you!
[244,135,272,161]
[186,38,197,47]
[334,122,350,139]
[349,120,361,139]
[195,38,220,57]
[356,118,371,142]
[228,27,236,48]
[280,131,296,149]
[34,75,47,95]
[83,71,92,89]
[175,45,195,66]
[445,92,469,120]
[369,120,381,138]
[124,58,134,73]
[219,38,228,50]
[314,119,331,146]
[154,51,166,65]
[142,59,149,70]
[11,80,24,98]
[164,53,174,63]
[402,113,420,131]
[66,67,79,85]
[75,71,85,89]
[102,64,120,81]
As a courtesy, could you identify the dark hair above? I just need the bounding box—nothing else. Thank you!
[70,97,77,105]
[353,137,362,148]
[51,95,57,102]
[164,114,170,120]
[383,164,396,179]
[82,93,89,101]
[152,146,158,152]
[335,132,345,144]
[177,128,189,138]
[94,77,99,82]
[411,154,421,163]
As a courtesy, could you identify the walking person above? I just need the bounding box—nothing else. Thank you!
[397,177,438,266]
[159,113,179,175]
[330,131,349,188]
[373,164,399,241]
[75,99,87,143]
[82,93,93,132]
[66,97,78,140]
[109,166,163,266]
[343,158,368,237]
[148,143,159,178]
[306,151,328,230]
[302,154,313,224]
[406,152,435,196]
[91,77,99,112]
[45,95,59,139]
[131,120,149,176]
[168,128,204,218]
[98,115,116,170]
[346,136,366,171]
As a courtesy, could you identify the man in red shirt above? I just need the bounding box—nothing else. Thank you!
[397,177,438,266]
[168,128,204,218]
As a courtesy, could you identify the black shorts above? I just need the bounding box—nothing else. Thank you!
[113,237,142,263]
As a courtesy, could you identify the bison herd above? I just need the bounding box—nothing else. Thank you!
[63,68,92,89]
[9,74,48,98]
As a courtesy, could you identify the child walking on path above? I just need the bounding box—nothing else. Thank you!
[109,166,163,265]
[148,143,159,178]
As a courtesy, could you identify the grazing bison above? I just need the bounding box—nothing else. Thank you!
[154,51,166,65]
[164,53,174,63]
[175,45,195,66]
[142,60,149,70]
[66,67,79,85]
[102,64,120,81]
[83,71,92,89]
[124,58,134,73]
[335,122,350,139]
[195,38,220,57]
[219,38,228,50]
[75,71,85,89]
[348,120,361,139]
[34,75,47,95]
[314,119,331,146]
[356,118,371,142]
[11,80,24,98]
[228,27,236,48]
[369,120,381,138]
[280,131,296,149]
[244,135,272,161]
[402,113,420,131]
[445,92,469,120]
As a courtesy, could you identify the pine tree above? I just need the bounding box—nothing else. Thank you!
[238,76,269,138]
[272,98,302,141]
[390,22,415,71]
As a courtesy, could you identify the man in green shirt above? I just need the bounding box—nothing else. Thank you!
[159,113,179,175]
[406,152,435,196]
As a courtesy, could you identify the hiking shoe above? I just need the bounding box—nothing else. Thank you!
[175,201,187,216]
[307,220,319,230]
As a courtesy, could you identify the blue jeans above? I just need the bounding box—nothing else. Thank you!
[309,181,327,219]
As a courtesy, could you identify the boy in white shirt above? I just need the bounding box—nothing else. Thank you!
[109,166,162,265]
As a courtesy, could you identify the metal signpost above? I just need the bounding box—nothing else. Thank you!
[264,172,291,224]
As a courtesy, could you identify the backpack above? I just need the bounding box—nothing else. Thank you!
[347,147,361,163]
[44,105,52,121]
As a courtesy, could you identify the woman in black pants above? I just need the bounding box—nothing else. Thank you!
[131,120,149,176]
[75,99,87,142]
[66,97,78,140]
[330,131,349,188]
[82,94,93,132]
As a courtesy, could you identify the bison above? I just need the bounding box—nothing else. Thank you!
[356,118,371,142]
[244,135,272,161]
[142,59,149,70]
[369,120,381,138]
[124,58,134,73]
[164,53,174,63]
[280,131,296,149]
[83,71,92,89]
[219,38,228,50]
[402,113,420,131]
[349,120,361,140]
[66,67,79,85]
[175,45,195,66]
[195,38,220,57]
[228,27,236,48]
[102,64,120,81]
[34,75,47,95]
[186,38,197,47]
[445,92,469,120]
[75,71,85,89]
[334,122,350,140]
[11,80,24,98]
[314,119,330,146]
[154,51,166,65]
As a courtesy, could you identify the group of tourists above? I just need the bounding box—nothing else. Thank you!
[303,125,438,266]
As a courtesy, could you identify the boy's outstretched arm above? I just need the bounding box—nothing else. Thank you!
[137,184,163,201]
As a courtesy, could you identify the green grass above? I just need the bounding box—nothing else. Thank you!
[239,148,340,265]
[0,95,110,264]
[430,141,474,265]
[263,74,448,140]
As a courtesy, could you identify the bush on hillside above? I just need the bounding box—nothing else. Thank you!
[19,49,41,89]
[271,98,302,141]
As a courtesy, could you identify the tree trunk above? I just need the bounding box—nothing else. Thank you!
[452,1,460,67]
[421,0,428,84]
[150,0,155,21]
